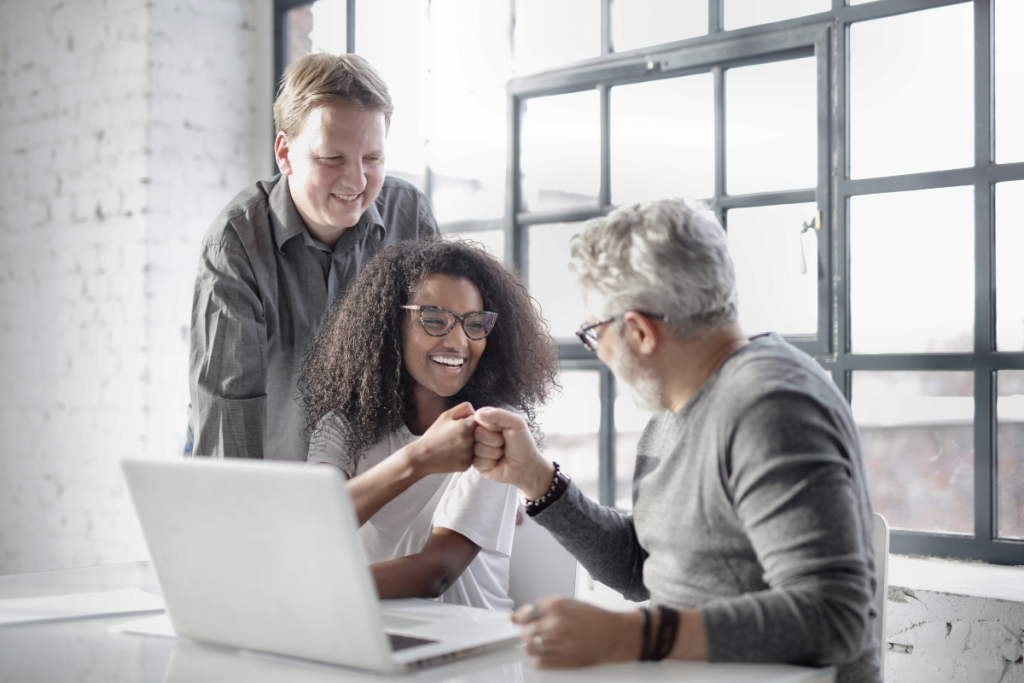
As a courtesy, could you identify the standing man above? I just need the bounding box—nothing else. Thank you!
[189,53,437,460]
[471,199,880,683]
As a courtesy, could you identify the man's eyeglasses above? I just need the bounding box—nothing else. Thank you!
[575,312,667,352]
[401,305,499,340]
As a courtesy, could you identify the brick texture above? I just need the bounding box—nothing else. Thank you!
[0,0,272,574]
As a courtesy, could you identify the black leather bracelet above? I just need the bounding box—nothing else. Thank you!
[650,606,680,661]
[638,607,652,661]
[523,462,570,517]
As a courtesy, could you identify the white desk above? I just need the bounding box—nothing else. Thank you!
[0,563,835,683]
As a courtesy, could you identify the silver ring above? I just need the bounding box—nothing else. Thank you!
[527,603,540,621]
[532,633,547,653]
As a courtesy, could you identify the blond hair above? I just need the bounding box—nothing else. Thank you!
[273,53,393,138]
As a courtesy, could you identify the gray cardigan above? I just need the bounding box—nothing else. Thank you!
[534,333,880,683]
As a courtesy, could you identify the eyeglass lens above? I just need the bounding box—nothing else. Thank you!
[419,308,497,340]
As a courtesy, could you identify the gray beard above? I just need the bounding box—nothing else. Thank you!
[621,369,666,414]
[608,341,666,414]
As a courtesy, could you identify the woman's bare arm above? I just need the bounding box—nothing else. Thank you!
[371,527,481,599]
[323,402,477,526]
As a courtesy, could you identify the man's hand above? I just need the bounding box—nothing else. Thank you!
[471,407,554,500]
[405,402,477,476]
[512,597,642,668]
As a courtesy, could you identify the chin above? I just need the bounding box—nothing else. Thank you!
[428,383,465,399]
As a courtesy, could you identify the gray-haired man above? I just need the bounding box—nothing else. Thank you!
[471,198,879,682]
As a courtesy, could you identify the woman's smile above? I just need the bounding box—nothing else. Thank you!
[430,354,467,370]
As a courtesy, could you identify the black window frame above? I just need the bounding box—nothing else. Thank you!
[273,0,1024,565]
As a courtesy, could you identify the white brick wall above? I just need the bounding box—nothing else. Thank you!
[0,0,272,575]
[144,0,272,474]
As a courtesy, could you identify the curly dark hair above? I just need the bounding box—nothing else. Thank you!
[300,236,559,463]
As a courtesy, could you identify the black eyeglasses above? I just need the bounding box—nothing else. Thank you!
[575,312,667,352]
[401,305,499,340]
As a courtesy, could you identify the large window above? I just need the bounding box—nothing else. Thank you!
[275,0,1024,565]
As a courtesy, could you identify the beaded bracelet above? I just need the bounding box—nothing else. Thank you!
[523,462,570,517]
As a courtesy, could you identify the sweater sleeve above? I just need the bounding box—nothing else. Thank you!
[532,481,650,602]
[700,390,874,668]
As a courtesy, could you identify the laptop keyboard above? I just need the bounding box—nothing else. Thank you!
[388,633,438,651]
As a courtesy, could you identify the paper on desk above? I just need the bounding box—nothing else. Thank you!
[0,586,165,626]
[109,613,177,638]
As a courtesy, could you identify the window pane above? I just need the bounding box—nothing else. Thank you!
[356,0,429,189]
[728,203,818,337]
[527,222,586,338]
[309,0,346,55]
[429,89,506,222]
[726,58,816,195]
[849,4,973,179]
[615,381,654,510]
[442,230,505,261]
[514,0,601,75]
[521,91,600,213]
[998,371,1024,540]
[996,181,1024,351]
[285,4,314,66]
[996,0,1024,163]
[724,0,830,31]
[538,370,601,502]
[428,0,510,222]
[850,187,974,354]
[853,371,974,535]
[611,74,715,204]
[612,0,707,53]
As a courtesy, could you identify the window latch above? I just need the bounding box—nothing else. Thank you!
[798,211,821,275]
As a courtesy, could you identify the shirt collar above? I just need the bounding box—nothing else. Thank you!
[269,175,387,254]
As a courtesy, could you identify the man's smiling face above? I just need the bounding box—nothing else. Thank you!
[275,100,387,247]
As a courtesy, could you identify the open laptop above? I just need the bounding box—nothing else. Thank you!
[121,457,520,672]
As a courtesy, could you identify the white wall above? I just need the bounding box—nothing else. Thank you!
[0,0,273,575]
[886,586,1024,683]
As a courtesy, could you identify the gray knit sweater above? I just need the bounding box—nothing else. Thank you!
[535,333,880,683]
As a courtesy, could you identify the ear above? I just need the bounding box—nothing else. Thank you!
[620,311,661,358]
[274,132,293,176]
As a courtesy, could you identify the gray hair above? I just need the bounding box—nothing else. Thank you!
[568,198,738,339]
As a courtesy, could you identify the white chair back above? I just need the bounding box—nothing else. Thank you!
[873,512,890,681]
[507,509,577,610]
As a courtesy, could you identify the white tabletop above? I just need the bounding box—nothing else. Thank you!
[0,562,835,683]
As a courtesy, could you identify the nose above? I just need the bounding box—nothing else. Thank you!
[444,322,471,349]
[337,158,367,193]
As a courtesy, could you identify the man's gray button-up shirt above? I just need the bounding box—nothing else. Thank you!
[189,174,438,461]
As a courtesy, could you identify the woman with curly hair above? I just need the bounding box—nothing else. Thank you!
[301,237,558,611]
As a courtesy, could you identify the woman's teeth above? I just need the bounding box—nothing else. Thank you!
[432,356,465,368]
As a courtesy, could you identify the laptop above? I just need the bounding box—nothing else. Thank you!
[121,457,520,672]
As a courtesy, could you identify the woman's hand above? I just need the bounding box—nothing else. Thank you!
[346,402,476,526]
[405,402,478,477]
